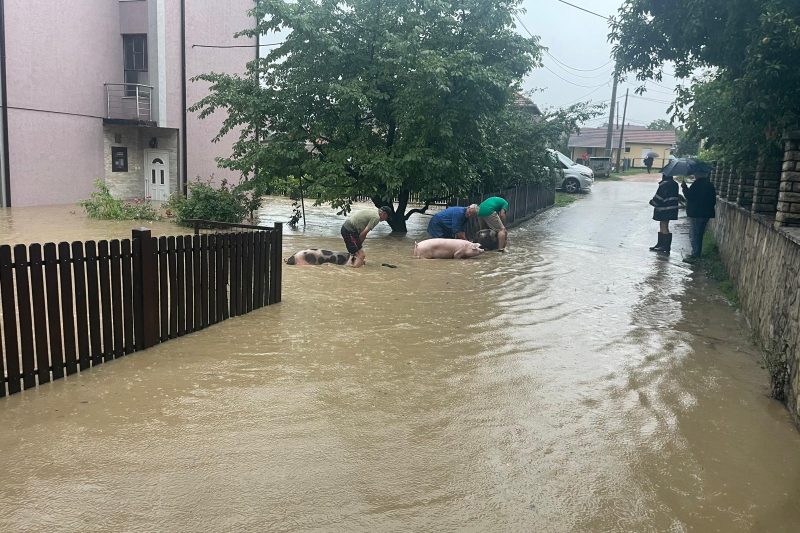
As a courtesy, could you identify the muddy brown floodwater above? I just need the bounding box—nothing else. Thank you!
[1,183,799,532]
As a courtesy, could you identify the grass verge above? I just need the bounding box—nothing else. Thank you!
[554,192,578,207]
[609,168,647,179]
[695,230,739,307]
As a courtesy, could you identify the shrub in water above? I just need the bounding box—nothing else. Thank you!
[80,179,161,220]
[165,178,256,226]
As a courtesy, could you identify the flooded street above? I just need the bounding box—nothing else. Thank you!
[1,180,799,531]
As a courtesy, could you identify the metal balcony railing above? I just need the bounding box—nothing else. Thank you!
[104,83,153,121]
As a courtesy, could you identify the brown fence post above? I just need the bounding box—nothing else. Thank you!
[132,228,159,349]
[273,223,283,304]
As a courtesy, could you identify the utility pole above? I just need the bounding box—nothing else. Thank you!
[604,75,618,158]
[615,88,629,172]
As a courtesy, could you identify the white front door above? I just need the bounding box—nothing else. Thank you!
[144,150,170,201]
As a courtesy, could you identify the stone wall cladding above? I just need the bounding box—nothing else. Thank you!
[776,134,800,227]
[103,125,178,199]
[713,200,800,425]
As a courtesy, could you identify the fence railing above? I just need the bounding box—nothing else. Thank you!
[450,181,555,232]
[0,223,282,397]
[104,83,153,122]
[351,193,449,206]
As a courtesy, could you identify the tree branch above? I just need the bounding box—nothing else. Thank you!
[404,196,449,219]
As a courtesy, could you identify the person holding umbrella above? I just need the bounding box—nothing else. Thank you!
[649,158,714,255]
[680,172,717,262]
[643,154,655,174]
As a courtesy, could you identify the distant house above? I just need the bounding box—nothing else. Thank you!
[514,94,542,118]
[567,126,676,169]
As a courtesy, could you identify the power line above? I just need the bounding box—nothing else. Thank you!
[560,83,610,106]
[629,94,673,104]
[541,64,612,88]
[192,42,284,49]
[545,58,613,79]
[545,51,613,73]
[515,12,614,89]
[514,12,613,76]
[553,0,610,21]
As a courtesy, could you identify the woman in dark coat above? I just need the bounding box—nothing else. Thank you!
[648,174,680,253]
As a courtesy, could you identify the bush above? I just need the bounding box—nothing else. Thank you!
[165,178,257,227]
[80,179,161,220]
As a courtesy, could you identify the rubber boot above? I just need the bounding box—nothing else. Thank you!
[658,233,672,254]
[649,232,664,252]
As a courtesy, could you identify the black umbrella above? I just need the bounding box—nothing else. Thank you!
[660,157,713,177]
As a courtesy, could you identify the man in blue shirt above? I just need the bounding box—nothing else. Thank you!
[427,204,478,239]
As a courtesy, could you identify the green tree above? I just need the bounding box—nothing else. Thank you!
[673,128,700,157]
[647,119,673,131]
[192,0,579,232]
[610,0,800,164]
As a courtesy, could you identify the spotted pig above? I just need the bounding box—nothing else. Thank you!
[285,249,364,267]
[473,229,500,251]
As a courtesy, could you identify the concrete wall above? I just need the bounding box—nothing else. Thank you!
[119,0,148,34]
[712,201,800,425]
[184,0,255,185]
[4,0,122,205]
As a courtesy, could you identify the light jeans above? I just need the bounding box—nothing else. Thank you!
[688,217,709,257]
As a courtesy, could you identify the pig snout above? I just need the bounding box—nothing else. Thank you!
[453,242,484,259]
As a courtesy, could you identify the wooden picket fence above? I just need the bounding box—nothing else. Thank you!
[0,221,282,397]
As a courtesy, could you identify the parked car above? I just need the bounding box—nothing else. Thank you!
[548,149,594,193]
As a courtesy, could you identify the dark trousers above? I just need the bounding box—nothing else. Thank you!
[689,217,709,257]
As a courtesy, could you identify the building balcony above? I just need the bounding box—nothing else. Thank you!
[104,83,154,125]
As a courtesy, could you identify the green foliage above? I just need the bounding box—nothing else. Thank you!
[165,178,256,227]
[674,128,701,157]
[191,0,599,231]
[647,119,673,131]
[610,0,800,164]
[697,230,739,307]
[79,179,161,221]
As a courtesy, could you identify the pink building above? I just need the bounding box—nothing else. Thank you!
[0,0,256,207]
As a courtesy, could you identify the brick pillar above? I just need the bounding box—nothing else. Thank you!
[775,130,800,227]
[708,161,718,190]
[752,146,783,216]
[726,167,741,201]
[737,168,754,209]
[718,162,730,199]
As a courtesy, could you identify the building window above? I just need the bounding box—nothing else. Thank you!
[112,147,128,172]
[624,146,631,153]
[123,34,148,95]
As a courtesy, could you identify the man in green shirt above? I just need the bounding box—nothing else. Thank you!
[477,196,509,251]
[341,206,391,266]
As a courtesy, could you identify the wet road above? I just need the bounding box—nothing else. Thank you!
[1,179,799,532]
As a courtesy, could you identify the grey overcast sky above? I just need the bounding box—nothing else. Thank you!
[255,0,684,129]
[516,0,683,128]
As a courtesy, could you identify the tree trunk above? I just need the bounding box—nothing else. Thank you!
[386,212,407,233]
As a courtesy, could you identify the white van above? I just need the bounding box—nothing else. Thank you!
[547,149,594,193]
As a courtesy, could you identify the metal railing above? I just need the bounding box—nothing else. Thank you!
[104,83,153,121]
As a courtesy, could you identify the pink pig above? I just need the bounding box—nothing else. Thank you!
[413,239,485,259]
